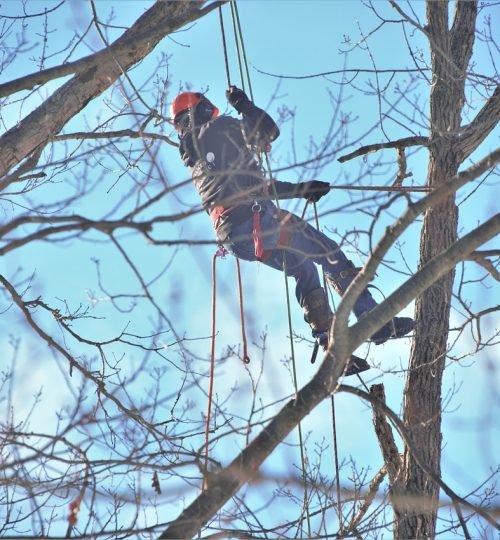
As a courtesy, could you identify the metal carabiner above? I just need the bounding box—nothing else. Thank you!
[251,201,262,213]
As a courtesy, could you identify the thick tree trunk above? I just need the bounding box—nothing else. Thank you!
[396,2,477,538]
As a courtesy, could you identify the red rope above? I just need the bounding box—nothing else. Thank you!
[235,257,250,364]
[204,247,250,488]
[252,204,264,259]
[204,250,219,489]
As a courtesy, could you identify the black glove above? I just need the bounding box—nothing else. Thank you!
[226,85,252,113]
[301,181,330,202]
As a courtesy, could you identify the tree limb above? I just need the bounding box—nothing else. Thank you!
[466,250,500,281]
[343,465,387,537]
[344,212,499,355]
[457,85,500,161]
[0,0,225,180]
[337,136,429,163]
[52,129,178,147]
[370,384,402,484]
[450,1,478,76]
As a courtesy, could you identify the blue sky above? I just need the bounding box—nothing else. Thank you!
[1,0,498,537]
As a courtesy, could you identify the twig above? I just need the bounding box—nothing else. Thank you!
[337,136,428,163]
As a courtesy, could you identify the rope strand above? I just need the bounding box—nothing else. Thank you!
[218,6,231,87]
[229,0,245,90]
[331,395,343,531]
[231,0,254,100]
[204,251,220,490]
[226,3,311,534]
[312,202,343,529]
[235,258,250,364]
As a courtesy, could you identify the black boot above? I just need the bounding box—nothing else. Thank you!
[345,355,370,376]
[309,339,371,376]
[302,288,333,342]
[302,288,371,376]
[369,317,415,345]
[328,261,415,345]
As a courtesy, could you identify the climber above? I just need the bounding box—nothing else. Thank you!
[171,87,415,350]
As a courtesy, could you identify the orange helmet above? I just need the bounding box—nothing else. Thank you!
[170,92,219,129]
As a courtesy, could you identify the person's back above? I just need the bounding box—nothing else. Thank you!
[189,114,264,212]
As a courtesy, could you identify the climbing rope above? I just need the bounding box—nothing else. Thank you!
[218,6,231,87]
[310,200,373,529]
[217,3,311,534]
[205,247,250,489]
[204,249,219,489]
[328,184,429,193]
[229,0,254,99]
[228,0,245,90]
[235,257,251,364]
[310,201,343,527]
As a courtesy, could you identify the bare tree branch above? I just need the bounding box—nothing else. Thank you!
[466,250,500,281]
[458,85,500,160]
[0,274,159,435]
[0,0,225,180]
[370,384,402,483]
[52,129,178,147]
[332,149,500,360]
[341,384,498,530]
[337,136,429,163]
[343,466,387,536]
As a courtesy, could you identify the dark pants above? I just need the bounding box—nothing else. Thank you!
[222,201,377,315]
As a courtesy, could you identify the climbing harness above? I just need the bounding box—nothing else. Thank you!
[251,202,292,261]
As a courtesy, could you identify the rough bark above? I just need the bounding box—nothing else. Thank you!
[371,385,402,484]
[397,2,478,538]
[370,384,405,527]
[0,0,224,181]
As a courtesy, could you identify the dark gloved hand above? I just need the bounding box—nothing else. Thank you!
[226,85,252,113]
[301,180,330,202]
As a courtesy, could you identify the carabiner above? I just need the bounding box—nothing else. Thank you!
[252,201,262,213]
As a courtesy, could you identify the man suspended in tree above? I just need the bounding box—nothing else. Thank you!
[171,86,415,357]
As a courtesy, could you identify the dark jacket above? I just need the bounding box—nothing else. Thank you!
[179,102,305,240]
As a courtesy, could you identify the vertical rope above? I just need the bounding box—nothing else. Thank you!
[312,202,343,530]
[204,252,219,490]
[330,395,343,532]
[235,258,250,364]
[229,0,245,90]
[230,0,254,100]
[218,6,231,87]
[226,3,311,535]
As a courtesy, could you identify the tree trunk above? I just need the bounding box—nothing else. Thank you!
[396,2,477,538]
